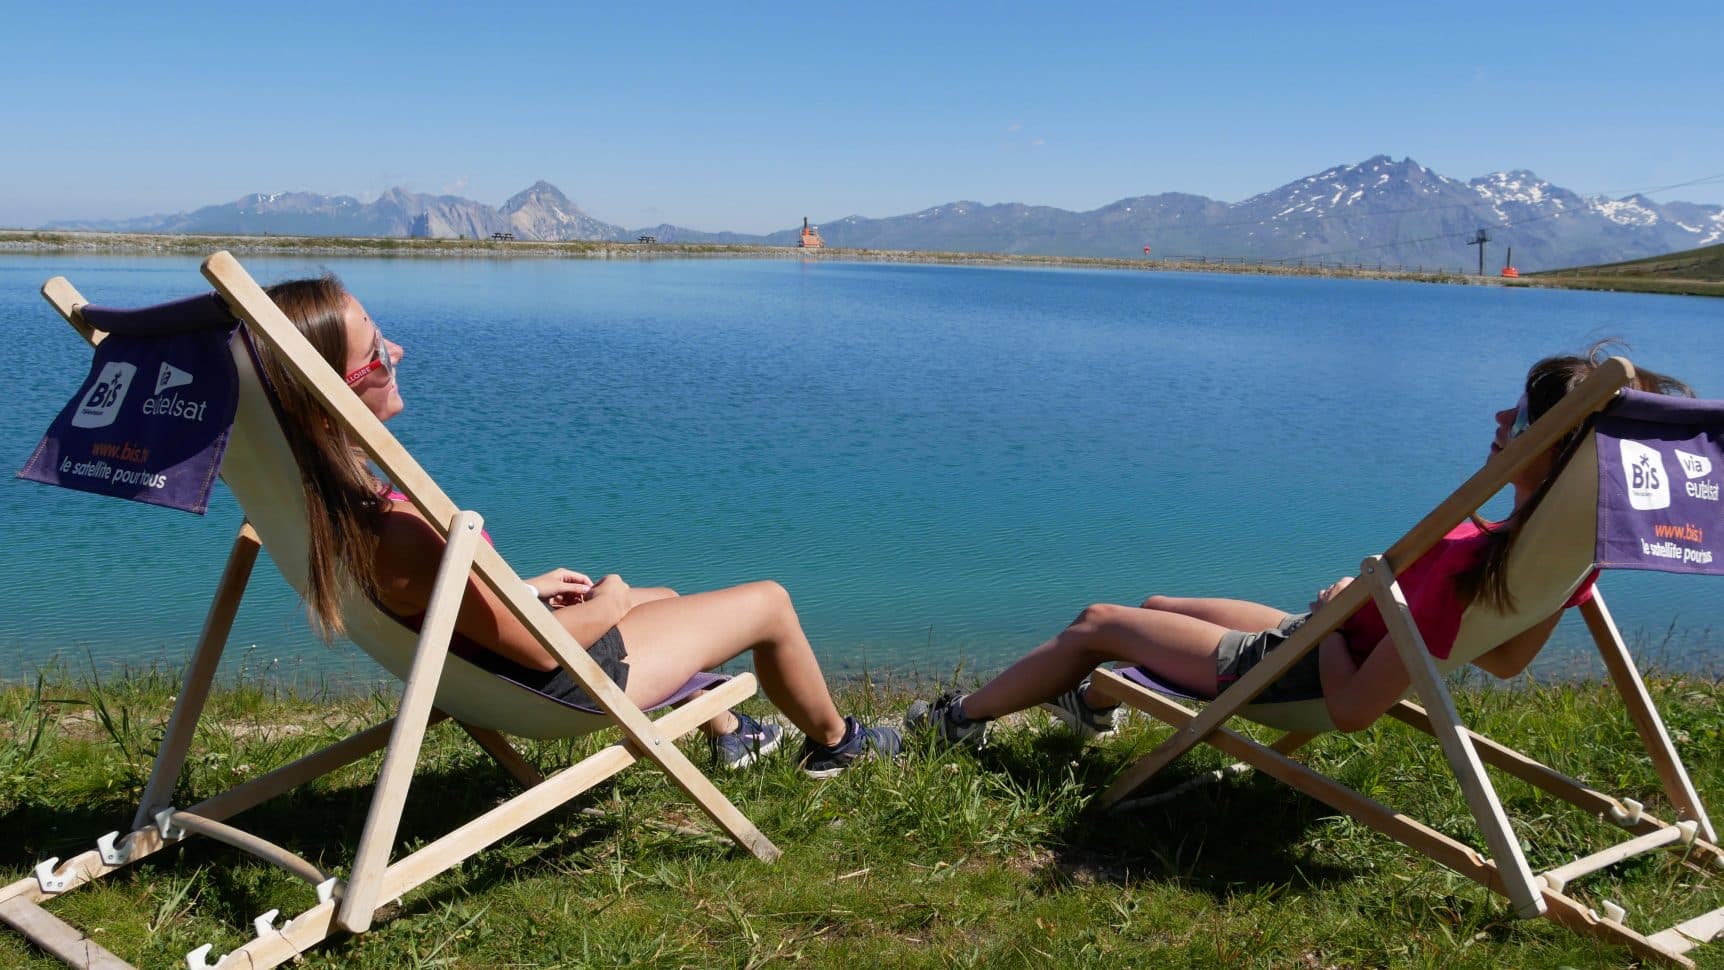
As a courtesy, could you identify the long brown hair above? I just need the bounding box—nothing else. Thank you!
[1457,340,1692,612]
[253,275,387,638]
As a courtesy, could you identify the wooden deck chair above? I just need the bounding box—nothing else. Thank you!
[1,252,780,970]
[1088,358,1724,967]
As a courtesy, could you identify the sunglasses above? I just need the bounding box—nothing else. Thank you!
[1508,393,1531,439]
[343,329,395,387]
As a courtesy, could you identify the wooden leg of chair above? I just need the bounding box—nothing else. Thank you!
[377,674,761,904]
[338,512,483,935]
[1389,701,1690,843]
[1091,670,1203,810]
[1581,594,1716,843]
[132,520,261,831]
[1365,556,1545,918]
[457,720,545,788]
[1101,671,1502,881]
[465,541,781,863]
[1540,888,1700,970]
[0,897,132,969]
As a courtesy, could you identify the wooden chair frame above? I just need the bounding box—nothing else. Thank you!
[1,252,780,969]
[1091,358,1724,967]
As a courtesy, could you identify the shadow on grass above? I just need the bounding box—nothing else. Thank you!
[982,731,1358,901]
[0,754,638,919]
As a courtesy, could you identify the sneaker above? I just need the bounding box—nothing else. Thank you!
[904,692,988,749]
[710,711,784,770]
[798,715,903,778]
[1039,678,1122,739]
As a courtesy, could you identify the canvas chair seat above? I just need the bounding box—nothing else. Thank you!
[1091,369,1724,967]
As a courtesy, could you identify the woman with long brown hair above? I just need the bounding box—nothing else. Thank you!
[258,275,899,777]
[909,342,1693,745]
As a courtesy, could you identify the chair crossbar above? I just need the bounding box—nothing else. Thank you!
[1649,904,1724,957]
[1385,701,1667,835]
[168,812,331,887]
[1541,824,1696,893]
[379,672,754,902]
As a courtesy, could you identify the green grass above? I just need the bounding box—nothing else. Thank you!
[1519,241,1724,298]
[1,670,1721,967]
[1539,241,1724,282]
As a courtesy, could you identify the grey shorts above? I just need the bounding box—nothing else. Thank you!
[1215,611,1324,703]
[504,626,631,711]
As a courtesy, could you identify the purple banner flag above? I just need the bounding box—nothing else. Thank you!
[17,296,239,515]
[1595,391,1724,575]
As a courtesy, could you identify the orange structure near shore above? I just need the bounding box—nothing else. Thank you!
[799,217,824,249]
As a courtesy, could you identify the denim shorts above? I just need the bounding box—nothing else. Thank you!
[1214,611,1324,703]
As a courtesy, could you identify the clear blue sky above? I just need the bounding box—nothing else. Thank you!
[4,2,1720,234]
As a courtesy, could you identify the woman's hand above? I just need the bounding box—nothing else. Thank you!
[526,568,594,608]
[1308,576,1353,614]
[585,573,632,613]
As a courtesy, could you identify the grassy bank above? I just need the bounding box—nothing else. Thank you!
[2,670,1721,967]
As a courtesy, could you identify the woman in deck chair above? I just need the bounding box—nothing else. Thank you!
[259,275,901,777]
[908,343,1692,745]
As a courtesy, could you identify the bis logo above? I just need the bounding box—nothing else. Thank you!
[1619,440,1670,511]
[71,362,137,429]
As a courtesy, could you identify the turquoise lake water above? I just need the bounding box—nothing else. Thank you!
[2,253,1721,687]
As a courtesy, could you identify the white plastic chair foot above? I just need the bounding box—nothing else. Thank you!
[1593,899,1628,924]
[186,942,226,970]
[1677,820,1700,845]
[1609,798,1645,826]
[253,908,281,939]
[33,857,70,893]
[155,806,185,841]
[315,877,341,905]
[97,830,133,866]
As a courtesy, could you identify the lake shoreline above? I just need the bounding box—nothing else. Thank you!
[7,228,1717,297]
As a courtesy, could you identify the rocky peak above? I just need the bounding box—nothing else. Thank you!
[501,180,578,215]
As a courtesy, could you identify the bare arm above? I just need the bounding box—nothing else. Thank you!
[1319,608,1565,730]
[1318,632,1411,732]
[373,509,632,671]
[1469,612,1562,679]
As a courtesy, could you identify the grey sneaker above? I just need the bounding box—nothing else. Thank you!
[711,711,784,770]
[1039,678,1122,739]
[798,715,903,778]
[904,692,988,749]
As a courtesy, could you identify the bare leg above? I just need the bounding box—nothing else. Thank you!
[615,581,848,747]
[615,587,742,735]
[960,602,1234,721]
[629,587,677,608]
[1140,594,1290,632]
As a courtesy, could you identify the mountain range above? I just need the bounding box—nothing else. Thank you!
[48,157,1724,272]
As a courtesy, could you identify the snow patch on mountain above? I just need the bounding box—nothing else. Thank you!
[1590,196,1660,227]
